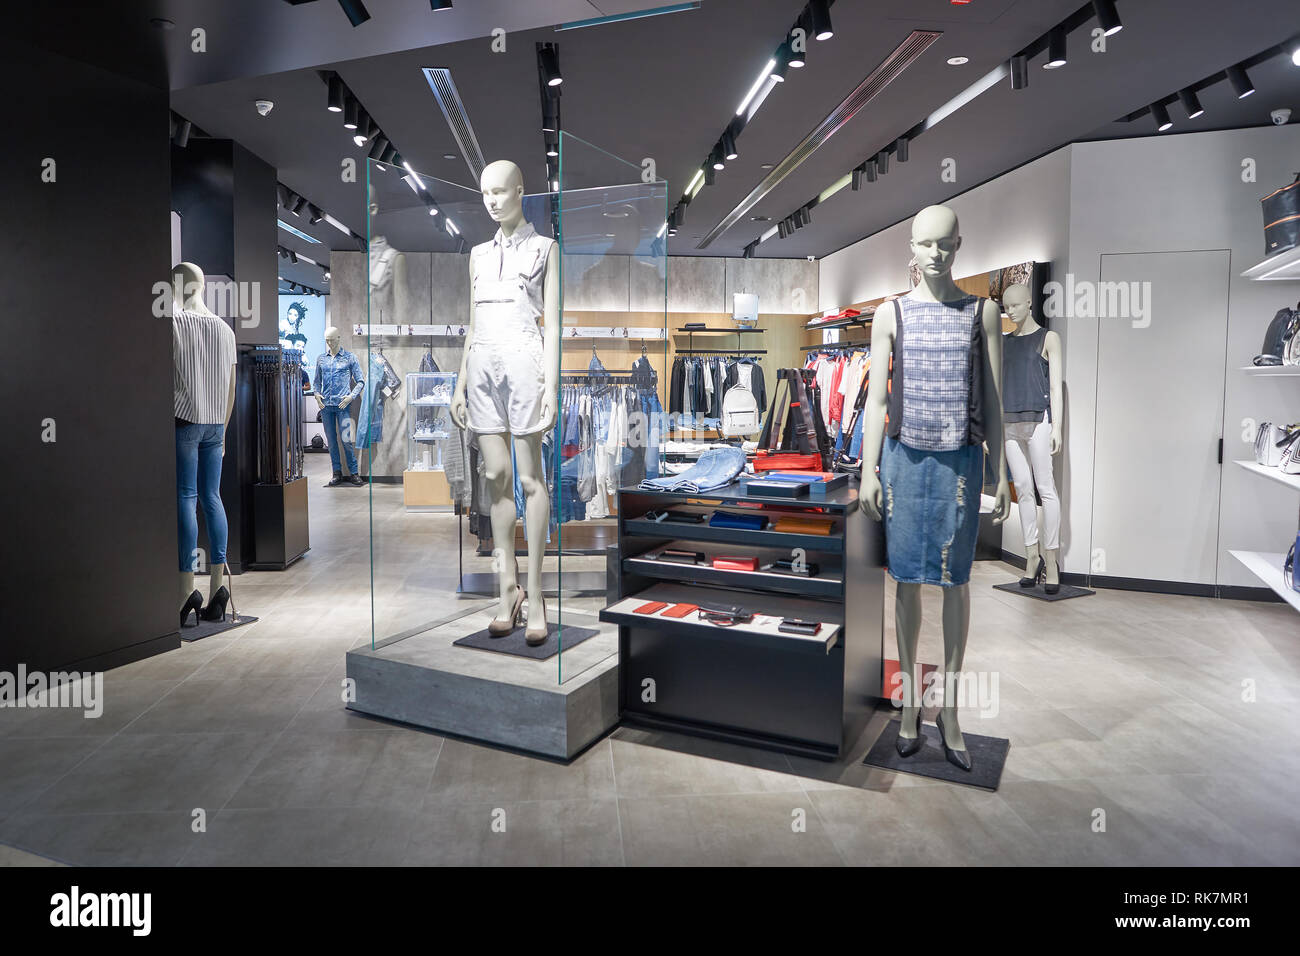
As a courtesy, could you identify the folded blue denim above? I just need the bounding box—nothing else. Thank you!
[638,445,745,494]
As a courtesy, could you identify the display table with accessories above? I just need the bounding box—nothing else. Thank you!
[403,371,456,509]
[601,480,886,759]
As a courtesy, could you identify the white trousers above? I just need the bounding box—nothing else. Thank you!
[1005,418,1060,551]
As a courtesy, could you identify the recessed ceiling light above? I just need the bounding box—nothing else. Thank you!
[760,163,775,169]
[947,56,969,66]
[443,153,457,160]
[605,233,616,237]
[750,216,770,221]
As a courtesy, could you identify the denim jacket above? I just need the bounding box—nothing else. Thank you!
[313,348,365,406]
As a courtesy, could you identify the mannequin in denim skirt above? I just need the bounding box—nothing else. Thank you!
[856,205,1010,771]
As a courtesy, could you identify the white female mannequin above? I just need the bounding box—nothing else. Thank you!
[1000,283,1063,591]
[451,160,559,645]
[856,205,1010,770]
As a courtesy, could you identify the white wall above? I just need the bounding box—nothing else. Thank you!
[819,124,1300,590]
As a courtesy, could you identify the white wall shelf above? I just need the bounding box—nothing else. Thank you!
[1234,459,1300,492]
[1229,550,1300,611]
[1241,365,1300,375]
[1242,246,1300,281]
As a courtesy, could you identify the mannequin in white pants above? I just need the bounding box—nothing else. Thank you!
[451,161,559,645]
[1000,284,1063,592]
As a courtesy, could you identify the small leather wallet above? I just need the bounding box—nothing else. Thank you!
[709,511,769,531]
[633,601,668,615]
[713,556,758,571]
[661,603,699,618]
[772,516,835,535]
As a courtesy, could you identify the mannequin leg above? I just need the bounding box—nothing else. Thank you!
[1004,438,1038,554]
[514,432,550,634]
[478,432,519,621]
[196,426,229,601]
[180,571,196,605]
[1027,420,1060,586]
[895,582,923,738]
[939,583,971,750]
[176,423,200,607]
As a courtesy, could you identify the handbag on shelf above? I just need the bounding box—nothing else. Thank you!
[1262,174,1300,258]
[1284,537,1300,594]
[1254,422,1292,466]
[1280,432,1300,475]
[1255,303,1300,367]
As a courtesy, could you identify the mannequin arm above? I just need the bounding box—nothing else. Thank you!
[539,241,561,430]
[312,358,324,407]
[393,252,409,324]
[981,300,1010,522]
[451,255,477,429]
[342,351,365,408]
[1045,330,1064,455]
[856,303,895,520]
[222,368,236,456]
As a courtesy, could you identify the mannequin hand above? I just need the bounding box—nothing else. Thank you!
[539,392,556,432]
[991,478,1011,525]
[450,388,468,430]
[339,397,352,410]
[858,473,884,522]
[314,394,324,409]
[1050,426,1063,456]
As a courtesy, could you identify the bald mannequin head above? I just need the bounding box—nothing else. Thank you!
[910,205,961,280]
[171,261,205,311]
[481,160,525,227]
[1002,283,1032,327]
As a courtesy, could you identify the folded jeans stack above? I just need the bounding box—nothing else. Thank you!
[638,446,745,494]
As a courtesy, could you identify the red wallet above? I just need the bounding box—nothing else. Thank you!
[633,601,669,614]
[713,556,759,571]
[661,603,699,618]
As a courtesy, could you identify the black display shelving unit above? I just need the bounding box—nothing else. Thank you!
[601,480,886,759]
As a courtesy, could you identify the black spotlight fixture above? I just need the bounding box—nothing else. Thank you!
[777,219,789,239]
[430,0,453,9]
[1151,102,1173,132]
[327,74,344,112]
[380,144,398,165]
[173,117,191,148]
[771,42,790,82]
[787,25,806,68]
[865,158,877,183]
[809,0,833,41]
[704,165,716,187]
[1178,88,1205,119]
[877,149,889,175]
[1091,0,1123,37]
[545,132,558,158]
[675,202,686,225]
[368,135,389,161]
[896,136,909,163]
[277,184,291,209]
[538,43,563,87]
[1010,54,1029,90]
[308,204,323,224]
[1227,64,1256,99]
[851,165,864,191]
[290,194,308,216]
[337,0,371,28]
[1044,27,1067,69]
[353,111,372,146]
[343,97,359,130]
[800,205,812,227]
[289,250,299,264]
[789,213,801,232]
[710,145,725,171]
[722,127,738,162]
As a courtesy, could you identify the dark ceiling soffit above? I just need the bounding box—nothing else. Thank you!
[695,29,942,249]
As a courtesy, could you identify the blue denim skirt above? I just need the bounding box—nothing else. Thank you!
[881,437,984,587]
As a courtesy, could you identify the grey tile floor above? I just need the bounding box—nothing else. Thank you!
[1,453,1297,866]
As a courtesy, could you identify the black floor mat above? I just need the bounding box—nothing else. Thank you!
[180,615,258,642]
[993,581,1095,602]
[453,623,600,661]
[864,716,1010,790]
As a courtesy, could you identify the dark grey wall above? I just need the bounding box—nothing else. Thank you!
[0,40,177,672]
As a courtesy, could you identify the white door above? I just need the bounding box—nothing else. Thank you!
[1091,250,1229,585]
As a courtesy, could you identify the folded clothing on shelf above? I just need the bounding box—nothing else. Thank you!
[638,445,746,494]
[772,516,836,535]
[708,511,769,531]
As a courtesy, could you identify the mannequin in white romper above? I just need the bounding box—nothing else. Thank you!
[857,205,1010,771]
[367,183,409,327]
[1000,284,1063,592]
[451,160,559,645]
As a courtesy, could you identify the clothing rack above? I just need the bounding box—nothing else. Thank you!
[676,326,764,355]
[676,348,767,355]
[801,342,868,352]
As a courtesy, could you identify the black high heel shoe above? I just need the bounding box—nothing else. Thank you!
[1019,556,1044,588]
[1045,560,1061,595]
[895,707,925,758]
[181,590,203,628]
[935,711,972,772]
[200,586,231,622]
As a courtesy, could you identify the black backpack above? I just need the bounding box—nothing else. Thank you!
[1255,302,1300,366]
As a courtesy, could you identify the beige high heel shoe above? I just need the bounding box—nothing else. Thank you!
[525,596,549,646]
[488,586,524,637]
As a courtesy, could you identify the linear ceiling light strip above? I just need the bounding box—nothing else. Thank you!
[696,29,940,249]
[422,68,486,181]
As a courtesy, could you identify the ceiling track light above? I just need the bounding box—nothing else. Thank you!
[1091,0,1123,37]
[808,0,833,42]
[430,0,453,9]
[1010,53,1029,90]
[851,165,863,190]
[865,158,877,183]
[1226,64,1256,98]
[1044,27,1067,69]
[787,24,806,68]
[771,42,790,82]
[1151,101,1173,132]
[1178,88,1205,119]
[877,149,889,175]
[800,206,812,226]
[538,43,563,87]
[368,135,389,160]
[290,194,308,216]
[343,97,359,130]
[704,165,716,186]
[173,118,191,148]
[380,144,398,165]
[289,251,298,264]
[722,128,739,161]
[337,0,371,28]
[777,219,789,239]
[327,74,344,112]
[710,145,725,171]
[896,136,909,163]
[277,184,291,209]
[308,204,323,224]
